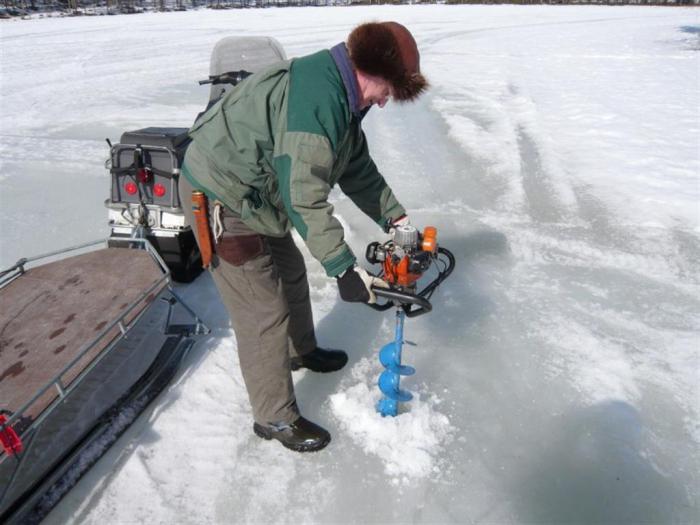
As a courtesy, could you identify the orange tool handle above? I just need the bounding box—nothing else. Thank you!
[192,191,213,269]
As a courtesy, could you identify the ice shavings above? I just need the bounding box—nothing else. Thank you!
[329,357,454,481]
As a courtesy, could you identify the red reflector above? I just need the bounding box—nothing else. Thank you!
[0,414,23,456]
[125,181,138,195]
[137,168,152,183]
[153,183,166,198]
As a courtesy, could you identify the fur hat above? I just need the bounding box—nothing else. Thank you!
[347,21,428,102]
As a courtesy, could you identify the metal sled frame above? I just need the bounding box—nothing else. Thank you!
[0,237,207,439]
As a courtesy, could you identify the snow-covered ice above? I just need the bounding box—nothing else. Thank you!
[1,5,698,523]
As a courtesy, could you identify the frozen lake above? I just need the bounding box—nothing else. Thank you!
[1,5,698,523]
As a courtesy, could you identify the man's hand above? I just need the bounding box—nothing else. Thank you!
[337,266,389,304]
[385,214,410,234]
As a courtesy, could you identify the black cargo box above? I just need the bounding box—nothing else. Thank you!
[119,127,191,150]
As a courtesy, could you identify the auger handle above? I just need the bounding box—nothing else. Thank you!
[369,287,433,318]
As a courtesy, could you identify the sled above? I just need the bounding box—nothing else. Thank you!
[0,238,207,523]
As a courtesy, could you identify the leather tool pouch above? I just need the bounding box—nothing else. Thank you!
[217,234,265,266]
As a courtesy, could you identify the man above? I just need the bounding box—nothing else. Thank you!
[180,21,428,452]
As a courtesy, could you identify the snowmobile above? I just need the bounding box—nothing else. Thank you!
[0,36,286,524]
[105,36,286,283]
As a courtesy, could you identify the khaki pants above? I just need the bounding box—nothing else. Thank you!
[179,174,316,426]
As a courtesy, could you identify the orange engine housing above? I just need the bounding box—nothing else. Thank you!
[383,226,438,287]
[383,255,422,287]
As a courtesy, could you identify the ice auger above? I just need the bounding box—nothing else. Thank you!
[365,225,455,417]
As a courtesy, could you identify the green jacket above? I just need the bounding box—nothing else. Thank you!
[183,48,406,277]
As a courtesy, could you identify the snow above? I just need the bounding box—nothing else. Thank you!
[1,5,699,523]
[329,356,454,480]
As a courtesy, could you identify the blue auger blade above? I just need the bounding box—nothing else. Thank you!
[378,342,398,367]
[377,397,398,417]
[379,343,416,376]
[395,388,413,402]
[378,370,413,402]
[389,363,416,376]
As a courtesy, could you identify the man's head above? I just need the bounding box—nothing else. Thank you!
[348,21,428,109]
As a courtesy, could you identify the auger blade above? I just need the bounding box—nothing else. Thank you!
[388,363,416,376]
[378,342,398,368]
[379,343,415,376]
[378,370,414,402]
[388,365,416,376]
[377,397,398,417]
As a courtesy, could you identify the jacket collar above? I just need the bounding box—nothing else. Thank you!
[330,42,370,120]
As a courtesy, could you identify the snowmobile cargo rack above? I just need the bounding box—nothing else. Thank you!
[0,237,208,523]
[106,127,203,283]
[107,128,189,209]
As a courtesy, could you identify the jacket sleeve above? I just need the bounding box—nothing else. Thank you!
[338,128,406,228]
[274,131,356,277]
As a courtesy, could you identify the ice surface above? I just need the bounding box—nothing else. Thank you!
[1,5,698,524]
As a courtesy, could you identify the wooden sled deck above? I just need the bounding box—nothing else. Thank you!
[0,247,166,423]
[0,240,207,523]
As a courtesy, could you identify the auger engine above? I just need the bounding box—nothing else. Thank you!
[366,225,437,289]
[365,225,455,417]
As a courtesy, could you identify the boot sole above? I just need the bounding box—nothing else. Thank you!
[289,360,347,373]
[253,423,330,453]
